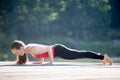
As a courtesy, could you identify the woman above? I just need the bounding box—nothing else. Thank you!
[10,40,113,65]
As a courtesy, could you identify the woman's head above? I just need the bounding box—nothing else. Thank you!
[11,40,28,64]
[11,40,25,56]
[11,40,25,50]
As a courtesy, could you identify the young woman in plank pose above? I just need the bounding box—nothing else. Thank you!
[10,40,113,65]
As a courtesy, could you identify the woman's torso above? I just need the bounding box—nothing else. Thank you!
[25,44,54,59]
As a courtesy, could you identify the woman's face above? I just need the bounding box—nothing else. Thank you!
[11,47,24,56]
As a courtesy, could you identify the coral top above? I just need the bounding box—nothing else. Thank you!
[34,47,55,59]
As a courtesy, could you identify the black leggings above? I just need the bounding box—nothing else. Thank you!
[53,44,104,60]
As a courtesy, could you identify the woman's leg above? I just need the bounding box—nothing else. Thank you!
[53,44,113,65]
[53,44,104,60]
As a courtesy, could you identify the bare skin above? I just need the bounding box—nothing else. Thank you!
[104,54,113,65]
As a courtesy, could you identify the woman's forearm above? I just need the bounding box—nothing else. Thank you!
[48,46,54,64]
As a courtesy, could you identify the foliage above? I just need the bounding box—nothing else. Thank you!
[0,0,120,60]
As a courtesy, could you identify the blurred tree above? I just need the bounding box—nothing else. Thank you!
[0,0,120,60]
[109,0,120,29]
[109,0,120,39]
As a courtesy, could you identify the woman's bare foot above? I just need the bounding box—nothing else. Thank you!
[104,54,113,65]
[100,60,106,65]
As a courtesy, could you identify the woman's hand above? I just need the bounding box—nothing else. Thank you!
[32,58,44,64]
[45,62,53,65]
[32,61,43,64]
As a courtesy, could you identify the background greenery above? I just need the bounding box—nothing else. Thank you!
[0,0,120,60]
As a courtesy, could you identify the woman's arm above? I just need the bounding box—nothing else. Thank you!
[32,58,44,64]
[47,46,54,64]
